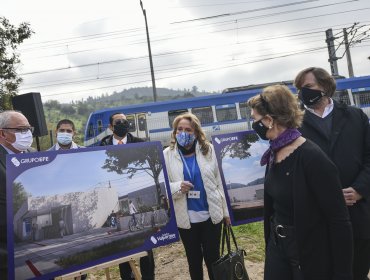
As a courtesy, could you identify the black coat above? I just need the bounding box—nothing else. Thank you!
[264,140,353,280]
[99,133,144,146]
[300,101,370,239]
[0,145,34,279]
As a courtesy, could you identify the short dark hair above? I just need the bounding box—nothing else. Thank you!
[109,112,124,125]
[294,67,336,97]
[56,119,75,130]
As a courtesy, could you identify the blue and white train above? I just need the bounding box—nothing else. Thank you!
[84,75,370,147]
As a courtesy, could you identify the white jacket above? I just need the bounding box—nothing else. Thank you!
[163,142,229,229]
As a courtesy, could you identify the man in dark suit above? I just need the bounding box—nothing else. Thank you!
[0,110,35,279]
[295,67,370,280]
[100,112,155,280]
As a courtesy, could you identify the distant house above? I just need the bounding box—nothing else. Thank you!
[14,187,119,241]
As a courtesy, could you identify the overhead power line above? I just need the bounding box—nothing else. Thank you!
[171,0,319,23]
[39,46,326,98]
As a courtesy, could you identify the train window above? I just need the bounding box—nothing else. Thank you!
[332,89,351,105]
[239,102,251,120]
[216,104,237,122]
[88,124,94,137]
[168,109,188,128]
[356,90,370,105]
[97,120,103,133]
[138,114,147,131]
[126,115,136,132]
[192,106,213,124]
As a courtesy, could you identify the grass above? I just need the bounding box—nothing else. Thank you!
[85,221,265,279]
[233,221,265,262]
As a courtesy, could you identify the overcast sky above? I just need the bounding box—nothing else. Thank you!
[222,140,268,185]
[2,0,370,103]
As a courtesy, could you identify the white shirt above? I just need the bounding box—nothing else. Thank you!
[112,135,127,145]
[305,98,334,118]
[55,141,79,150]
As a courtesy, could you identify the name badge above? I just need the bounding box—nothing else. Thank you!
[188,190,200,199]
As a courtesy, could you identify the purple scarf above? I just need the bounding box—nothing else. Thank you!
[260,128,301,166]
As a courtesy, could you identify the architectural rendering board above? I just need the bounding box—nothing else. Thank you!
[6,142,178,280]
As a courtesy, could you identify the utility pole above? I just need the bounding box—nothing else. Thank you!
[325,29,339,76]
[343,28,354,77]
[140,0,157,102]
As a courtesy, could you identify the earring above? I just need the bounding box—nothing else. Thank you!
[268,124,273,129]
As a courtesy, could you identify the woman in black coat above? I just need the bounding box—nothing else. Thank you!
[247,85,353,280]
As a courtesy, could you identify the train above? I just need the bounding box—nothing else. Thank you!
[84,75,370,147]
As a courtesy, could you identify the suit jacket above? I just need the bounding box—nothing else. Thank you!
[300,100,370,238]
[0,145,33,279]
[0,145,7,246]
[99,133,144,146]
[98,133,154,276]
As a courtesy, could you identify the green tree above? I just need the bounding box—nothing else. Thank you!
[13,182,29,214]
[102,145,163,205]
[219,133,259,160]
[0,17,33,110]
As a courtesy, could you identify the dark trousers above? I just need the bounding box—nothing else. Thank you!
[353,238,370,280]
[264,234,304,280]
[119,250,155,280]
[178,219,222,280]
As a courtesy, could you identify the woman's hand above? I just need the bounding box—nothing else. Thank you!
[180,181,194,194]
[224,217,231,225]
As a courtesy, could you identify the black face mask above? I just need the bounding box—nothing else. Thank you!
[113,120,130,138]
[252,119,269,140]
[299,87,325,106]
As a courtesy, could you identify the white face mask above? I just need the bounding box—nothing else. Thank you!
[11,131,33,151]
[57,132,73,146]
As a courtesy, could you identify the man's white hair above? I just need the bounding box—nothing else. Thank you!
[0,110,22,128]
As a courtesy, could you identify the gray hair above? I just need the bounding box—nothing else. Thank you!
[0,110,22,128]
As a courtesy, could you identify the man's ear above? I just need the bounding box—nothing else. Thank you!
[0,130,6,140]
[109,124,114,132]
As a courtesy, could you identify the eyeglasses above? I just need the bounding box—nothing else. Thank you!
[2,127,35,134]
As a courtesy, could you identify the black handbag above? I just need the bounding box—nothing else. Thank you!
[212,223,249,280]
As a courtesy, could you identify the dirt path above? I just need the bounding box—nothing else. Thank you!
[89,241,264,279]
[154,241,263,280]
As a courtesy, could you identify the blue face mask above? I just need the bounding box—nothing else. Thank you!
[57,132,73,145]
[176,131,196,147]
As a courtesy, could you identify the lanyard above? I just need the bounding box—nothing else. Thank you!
[178,151,196,184]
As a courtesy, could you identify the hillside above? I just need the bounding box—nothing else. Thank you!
[35,86,216,151]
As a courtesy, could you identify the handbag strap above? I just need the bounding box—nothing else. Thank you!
[228,224,239,251]
[220,222,228,255]
[221,221,232,254]
[221,222,242,254]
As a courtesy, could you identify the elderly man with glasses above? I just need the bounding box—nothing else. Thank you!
[0,110,35,279]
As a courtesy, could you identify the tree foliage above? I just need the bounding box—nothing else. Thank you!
[0,17,33,110]
[13,182,29,214]
[220,133,259,160]
[102,145,163,205]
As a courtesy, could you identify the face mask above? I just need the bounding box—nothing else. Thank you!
[57,132,73,146]
[252,119,269,140]
[299,87,325,106]
[113,120,130,138]
[176,131,196,147]
[11,131,33,151]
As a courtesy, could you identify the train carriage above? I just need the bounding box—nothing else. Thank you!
[84,75,370,147]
